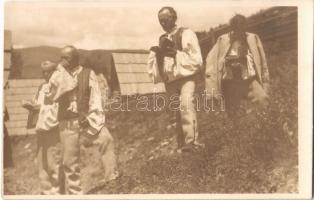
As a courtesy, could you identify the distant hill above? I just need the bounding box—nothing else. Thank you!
[13,46,148,79]
[15,46,61,78]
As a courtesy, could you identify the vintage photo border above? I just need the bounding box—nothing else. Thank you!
[0,0,312,199]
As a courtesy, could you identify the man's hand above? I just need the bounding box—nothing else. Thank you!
[163,46,177,58]
[159,37,177,58]
[79,115,89,129]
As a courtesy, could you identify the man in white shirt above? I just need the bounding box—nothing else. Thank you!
[148,7,204,153]
[45,46,119,194]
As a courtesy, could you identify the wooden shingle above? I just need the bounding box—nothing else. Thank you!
[113,53,148,64]
[6,113,29,121]
[5,120,28,129]
[112,52,166,95]
[117,73,152,84]
[4,71,10,85]
[115,64,147,73]
[4,79,42,136]
[6,107,28,115]
[8,79,44,88]
[6,128,35,136]
[5,94,34,101]
[4,52,11,70]
[4,30,12,51]
[5,87,38,95]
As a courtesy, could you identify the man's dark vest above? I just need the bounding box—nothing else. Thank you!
[224,32,251,80]
[159,27,186,51]
[58,68,91,120]
[157,27,187,82]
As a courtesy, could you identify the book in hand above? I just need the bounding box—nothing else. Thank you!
[21,100,40,111]
[21,100,40,129]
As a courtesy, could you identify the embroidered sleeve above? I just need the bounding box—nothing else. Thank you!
[44,65,77,102]
[176,29,203,72]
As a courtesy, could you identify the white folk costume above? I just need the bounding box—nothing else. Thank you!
[45,65,118,194]
[32,61,64,195]
[34,83,59,132]
[147,27,203,83]
[147,26,203,151]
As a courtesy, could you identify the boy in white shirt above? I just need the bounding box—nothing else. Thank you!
[22,61,61,195]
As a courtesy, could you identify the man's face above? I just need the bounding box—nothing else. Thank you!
[158,10,176,33]
[232,24,245,34]
[231,19,246,35]
[60,48,79,70]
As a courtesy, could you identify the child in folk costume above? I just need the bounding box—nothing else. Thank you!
[22,61,67,194]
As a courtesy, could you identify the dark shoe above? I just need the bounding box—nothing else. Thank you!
[181,142,205,153]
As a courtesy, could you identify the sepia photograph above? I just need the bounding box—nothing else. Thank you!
[1,0,313,199]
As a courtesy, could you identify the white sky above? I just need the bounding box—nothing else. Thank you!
[5,1,269,50]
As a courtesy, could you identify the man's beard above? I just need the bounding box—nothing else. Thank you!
[231,29,246,40]
[163,24,175,33]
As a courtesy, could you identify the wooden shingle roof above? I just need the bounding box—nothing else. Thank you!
[113,52,165,95]
[4,52,11,70]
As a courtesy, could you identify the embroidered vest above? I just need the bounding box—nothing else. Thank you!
[157,27,187,82]
[159,27,186,52]
[58,68,91,120]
